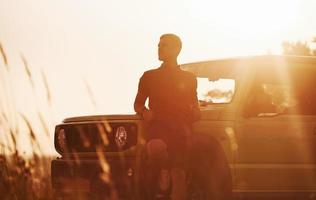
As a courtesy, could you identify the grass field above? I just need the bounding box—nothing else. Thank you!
[0,42,93,199]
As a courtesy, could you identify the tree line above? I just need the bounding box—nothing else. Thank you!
[282,37,316,56]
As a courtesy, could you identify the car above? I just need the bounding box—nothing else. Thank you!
[51,55,316,199]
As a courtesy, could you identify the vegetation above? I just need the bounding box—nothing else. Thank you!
[282,37,316,56]
[0,41,55,199]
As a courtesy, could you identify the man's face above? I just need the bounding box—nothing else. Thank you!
[158,38,177,61]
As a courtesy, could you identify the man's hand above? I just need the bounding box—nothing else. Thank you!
[143,109,154,122]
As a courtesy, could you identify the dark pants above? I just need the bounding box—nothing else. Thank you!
[146,120,190,169]
[145,120,191,200]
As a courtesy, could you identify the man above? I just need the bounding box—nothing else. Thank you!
[134,34,201,200]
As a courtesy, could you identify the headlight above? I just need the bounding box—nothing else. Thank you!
[115,126,128,148]
[56,128,67,154]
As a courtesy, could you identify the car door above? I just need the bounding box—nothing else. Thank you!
[235,65,316,192]
[236,115,316,191]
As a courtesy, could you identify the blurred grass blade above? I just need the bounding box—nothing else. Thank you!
[0,142,14,153]
[37,112,50,137]
[96,145,110,180]
[0,42,9,70]
[10,129,17,152]
[20,52,34,88]
[97,123,109,146]
[41,69,52,106]
[20,113,43,154]
[83,78,97,108]
[1,111,9,122]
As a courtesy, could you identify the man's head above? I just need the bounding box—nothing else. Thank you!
[158,33,182,62]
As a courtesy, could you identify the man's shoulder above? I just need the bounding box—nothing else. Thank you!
[142,68,160,77]
[179,69,196,80]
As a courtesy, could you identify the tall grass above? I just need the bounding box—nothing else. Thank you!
[0,41,56,199]
[0,41,87,199]
[0,41,118,199]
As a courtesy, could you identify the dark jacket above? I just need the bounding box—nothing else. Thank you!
[134,64,201,125]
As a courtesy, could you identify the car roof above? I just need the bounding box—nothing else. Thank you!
[181,55,316,67]
[181,55,316,79]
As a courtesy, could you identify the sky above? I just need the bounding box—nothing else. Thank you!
[0,0,315,155]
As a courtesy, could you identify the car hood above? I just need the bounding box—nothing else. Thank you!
[63,114,142,123]
[63,105,226,123]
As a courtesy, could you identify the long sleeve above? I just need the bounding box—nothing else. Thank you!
[134,72,149,114]
[187,75,201,123]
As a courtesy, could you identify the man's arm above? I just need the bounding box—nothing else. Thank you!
[134,73,148,114]
[187,75,201,122]
[134,72,155,122]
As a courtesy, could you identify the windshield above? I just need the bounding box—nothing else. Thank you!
[197,77,236,105]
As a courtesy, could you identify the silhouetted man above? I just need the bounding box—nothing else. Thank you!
[134,34,201,200]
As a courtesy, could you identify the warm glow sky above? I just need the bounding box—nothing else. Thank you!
[0,0,316,154]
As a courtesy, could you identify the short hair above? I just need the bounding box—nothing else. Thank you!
[160,33,182,54]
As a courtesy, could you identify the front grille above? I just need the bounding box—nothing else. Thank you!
[55,122,137,154]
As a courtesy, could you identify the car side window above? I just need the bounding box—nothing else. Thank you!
[244,83,278,117]
[293,83,316,115]
[245,80,316,117]
[197,77,235,105]
[262,83,297,114]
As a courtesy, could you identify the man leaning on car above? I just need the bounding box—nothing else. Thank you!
[134,33,201,200]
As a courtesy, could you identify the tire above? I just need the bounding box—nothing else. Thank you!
[188,136,233,200]
[139,136,233,200]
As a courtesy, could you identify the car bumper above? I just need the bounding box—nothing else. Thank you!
[51,157,143,198]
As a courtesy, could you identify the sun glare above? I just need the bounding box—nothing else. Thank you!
[190,0,299,47]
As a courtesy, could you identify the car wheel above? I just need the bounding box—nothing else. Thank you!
[188,136,233,200]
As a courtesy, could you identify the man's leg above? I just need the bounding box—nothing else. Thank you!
[169,129,188,200]
[146,139,168,163]
[146,139,170,198]
[171,168,186,200]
